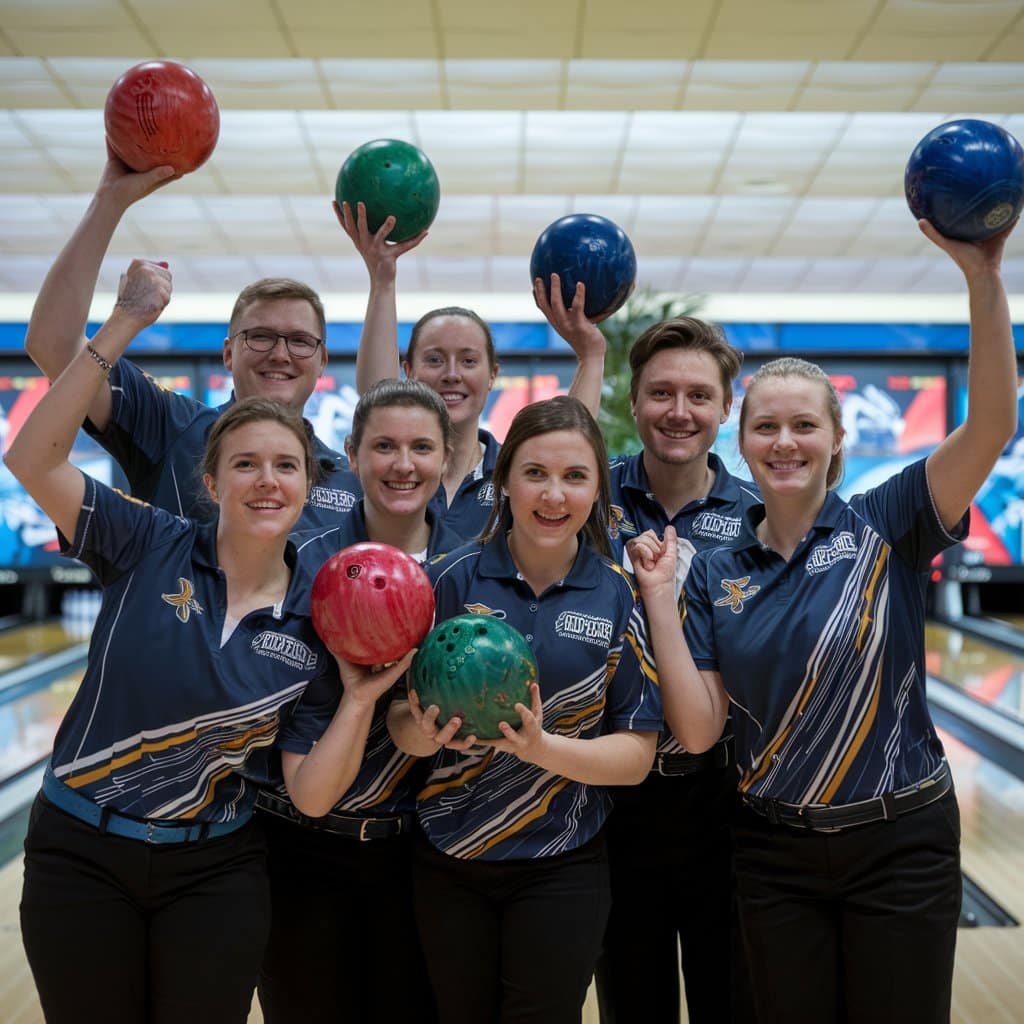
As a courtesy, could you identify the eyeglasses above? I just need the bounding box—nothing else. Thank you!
[233,328,323,359]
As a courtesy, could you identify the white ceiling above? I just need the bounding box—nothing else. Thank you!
[1,0,1023,323]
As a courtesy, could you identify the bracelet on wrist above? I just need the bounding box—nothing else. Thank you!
[85,342,114,375]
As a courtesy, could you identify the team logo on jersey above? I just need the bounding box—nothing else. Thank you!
[307,486,358,513]
[714,576,760,614]
[691,511,742,542]
[251,631,319,670]
[806,531,858,575]
[555,610,613,647]
[161,578,203,623]
[608,505,633,541]
[463,602,506,619]
[477,482,495,507]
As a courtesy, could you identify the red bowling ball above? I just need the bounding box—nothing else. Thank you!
[310,542,435,666]
[104,60,220,176]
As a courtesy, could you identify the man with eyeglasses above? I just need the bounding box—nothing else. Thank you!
[24,156,418,526]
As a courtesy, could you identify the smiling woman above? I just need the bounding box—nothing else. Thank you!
[2,262,410,1024]
[631,217,1020,1024]
[385,395,663,1024]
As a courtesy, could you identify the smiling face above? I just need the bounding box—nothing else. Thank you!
[503,428,600,559]
[631,348,731,468]
[739,376,844,501]
[203,419,309,538]
[223,297,327,412]
[346,404,447,520]
[404,315,497,430]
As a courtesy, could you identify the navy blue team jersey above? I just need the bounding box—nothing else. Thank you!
[276,501,463,816]
[411,533,663,861]
[426,428,499,542]
[683,458,965,805]
[51,475,335,823]
[88,359,361,524]
[608,451,760,756]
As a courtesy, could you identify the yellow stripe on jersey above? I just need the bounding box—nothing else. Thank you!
[459,775,574,859]
[418,749,494,801]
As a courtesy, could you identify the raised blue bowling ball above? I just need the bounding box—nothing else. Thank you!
[905,119,1024,241]
[530,213,637,319]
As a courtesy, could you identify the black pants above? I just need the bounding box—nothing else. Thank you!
[595,765,753,1024]
[257,809,436,1024]
[414,831,611,1024]
[20,794,270,1024]
[733,790,962,1024]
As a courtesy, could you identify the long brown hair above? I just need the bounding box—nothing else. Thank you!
[481,396,612,557]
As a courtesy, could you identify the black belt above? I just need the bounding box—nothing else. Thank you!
[741,763,953,833]
[256,789,412,841]
[42,768,250,845]
[652,738,732,777]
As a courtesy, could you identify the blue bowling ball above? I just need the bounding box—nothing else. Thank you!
[530,213,637,319]
[904,119,1024,241]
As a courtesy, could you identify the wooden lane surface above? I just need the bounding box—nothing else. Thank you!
[0,623,80,675]
[926,621,1024,721]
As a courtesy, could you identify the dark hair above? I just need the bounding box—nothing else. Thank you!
[404,306,497,372]
[629,317,743,405]
[347,378,453,456]
[202,397,316,487]
[481,396,611,557]
[228,278,327,343]
[738,357,846,489]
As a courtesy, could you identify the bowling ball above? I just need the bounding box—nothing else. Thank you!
[335,139,440,243]
[530,213,637,319]
[311,542,435,666]
[904,119,1024,241]
[104,60,220,177]
[410,614,538,740]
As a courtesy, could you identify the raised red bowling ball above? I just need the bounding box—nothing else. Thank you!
[104,60,220,176]
[311,542,435,666]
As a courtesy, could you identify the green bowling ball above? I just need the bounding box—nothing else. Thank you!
[410,614,538,740]
[335,138,440,243]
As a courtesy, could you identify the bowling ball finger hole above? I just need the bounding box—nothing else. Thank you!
[372,577,386,589]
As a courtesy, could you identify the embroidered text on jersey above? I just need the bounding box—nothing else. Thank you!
[162,577,203,622]
[714,576,761,614]
[806,531,858,575]
[555,610,614,647]
[307,486,358,512]
[691,511,742,542]
[251,631,319,671]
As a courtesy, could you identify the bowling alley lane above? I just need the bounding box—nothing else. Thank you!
[0,621,82,675]
[926,620,1024,723]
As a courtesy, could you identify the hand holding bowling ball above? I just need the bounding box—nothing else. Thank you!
[410,614,538,741]
[905,119,1024,242]
[530,213,637,320]
[104,60,220,177]
[311,542,435,666]
[335,139,440,243]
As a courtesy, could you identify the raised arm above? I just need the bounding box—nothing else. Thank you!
[334,200,427,393]
[24,155,174,431]
[923,218,1019,531]
[533,274,607,420]
[627,526,729,752]
[5,259,172,540]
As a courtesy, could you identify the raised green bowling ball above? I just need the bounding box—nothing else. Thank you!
[410,614,538,740]
[335,138,440,243]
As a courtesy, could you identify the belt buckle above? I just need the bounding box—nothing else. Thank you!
[358,819,371,842]
[146,820,158,842]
